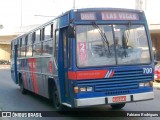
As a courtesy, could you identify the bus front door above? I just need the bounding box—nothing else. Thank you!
[59,28,70,103]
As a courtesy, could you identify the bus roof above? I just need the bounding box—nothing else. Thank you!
[74,7,143,13]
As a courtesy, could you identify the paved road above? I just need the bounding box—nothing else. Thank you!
[0,69,160,120]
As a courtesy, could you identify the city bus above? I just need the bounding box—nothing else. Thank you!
[10,8,154,111]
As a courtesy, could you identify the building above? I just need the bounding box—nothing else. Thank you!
[0,25,39,64]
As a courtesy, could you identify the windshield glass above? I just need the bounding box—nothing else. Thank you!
[76,24,151,67]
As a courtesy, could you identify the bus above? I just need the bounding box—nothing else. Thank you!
[11,8,154,111]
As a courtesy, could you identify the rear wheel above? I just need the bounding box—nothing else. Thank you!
[52,86,65,112]
[110,103,126,109]
[19,76,27,94]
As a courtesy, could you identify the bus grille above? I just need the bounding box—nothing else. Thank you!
[76,69,152,93]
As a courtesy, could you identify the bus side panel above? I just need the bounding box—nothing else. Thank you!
[41,57,53,98]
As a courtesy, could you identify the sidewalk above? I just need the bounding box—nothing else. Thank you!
[0,65,10,69]
[153,82,160,90]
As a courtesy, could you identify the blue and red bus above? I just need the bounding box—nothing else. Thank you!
[11,8,154,111]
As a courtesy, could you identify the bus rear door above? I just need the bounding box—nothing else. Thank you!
[13,44,18,84]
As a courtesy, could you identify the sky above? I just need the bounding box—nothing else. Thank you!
[0,0,135,28]
[0,0,160,35]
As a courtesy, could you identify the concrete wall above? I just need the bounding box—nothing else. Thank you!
[0,44,10,61]
[0,35,16,63]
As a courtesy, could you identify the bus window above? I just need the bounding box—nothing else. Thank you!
[35,30,41,43]
[44,25,51,40]
[76,25,115,67]
[113,24,151,64]
[26,34,33,57]
[54,30,59,65]
[33,43,41,56]
[21,37,26,57]
[51,24,53,38]
[10,42,13,58]
[33,30,41,56]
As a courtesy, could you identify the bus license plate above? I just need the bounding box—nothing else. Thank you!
[112,96,126,103]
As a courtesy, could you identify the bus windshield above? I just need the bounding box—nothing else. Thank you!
[76,24,151,67]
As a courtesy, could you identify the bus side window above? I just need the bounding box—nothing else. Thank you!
[44,25,51,40]
[35,30,41,43]
[54,30,59,66]
[26,34,33,57]
[21,37,26,57]
[33,30,41,56]
[24,35,28,57]
[42,25,53,55]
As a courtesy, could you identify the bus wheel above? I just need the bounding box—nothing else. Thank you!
[110,103,125,109]
[52,86,65,112]
[19,77,27,94]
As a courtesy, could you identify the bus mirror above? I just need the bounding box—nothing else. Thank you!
[68,24,75,38]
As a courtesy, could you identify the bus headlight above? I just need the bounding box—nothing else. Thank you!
[80,87,86,92]
[139,82,153,87]
[79,87,93,92]
[86,87,93,92]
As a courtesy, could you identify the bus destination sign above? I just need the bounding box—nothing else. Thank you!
[78,11,139,21]
[101,12,139,20]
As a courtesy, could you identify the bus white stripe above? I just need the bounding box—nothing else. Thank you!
[105,70,113,78]
[108,70,113,78]
[105,71,110,78]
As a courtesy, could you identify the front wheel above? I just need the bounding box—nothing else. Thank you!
[52,86,65,112]
[110,103,126,109]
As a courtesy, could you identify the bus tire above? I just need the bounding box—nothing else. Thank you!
[110,103,125,109]
[19,76,27,94]
[52,86,65,112]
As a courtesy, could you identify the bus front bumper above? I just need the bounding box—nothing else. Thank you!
[74,92,154,107]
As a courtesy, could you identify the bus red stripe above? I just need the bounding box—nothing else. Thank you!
[109,71,115,78]
[22,63,28,89]
[28,59,38,94]
[32,59,38,94]
[68,70,108,80]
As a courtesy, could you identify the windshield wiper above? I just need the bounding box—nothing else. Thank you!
[122,22,131,57]
[92,22,111,56]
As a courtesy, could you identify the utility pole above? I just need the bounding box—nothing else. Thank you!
[73,0,75,9]
[20,0,23,27]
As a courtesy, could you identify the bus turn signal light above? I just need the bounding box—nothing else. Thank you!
[74,86,79,94]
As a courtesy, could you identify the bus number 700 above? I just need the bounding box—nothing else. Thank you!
[143,68,152,74]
